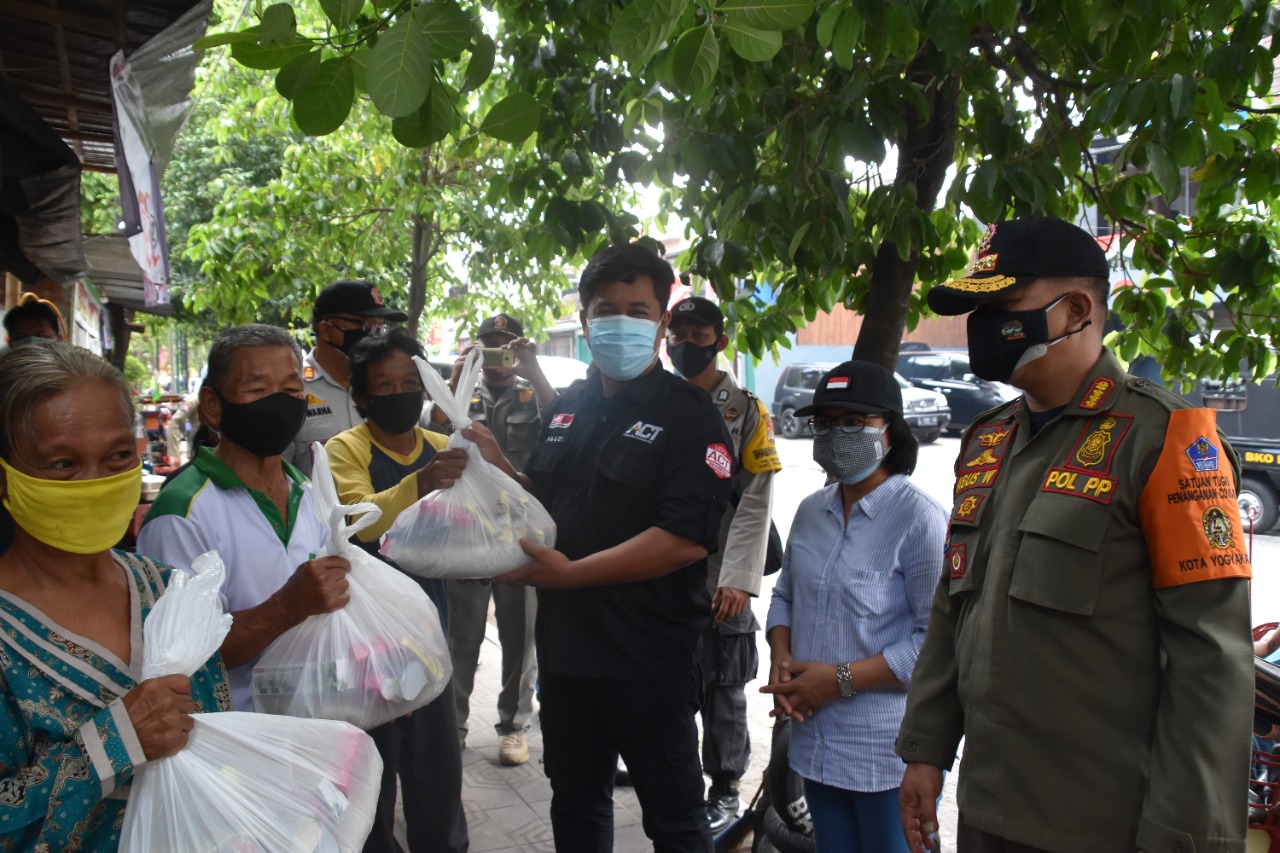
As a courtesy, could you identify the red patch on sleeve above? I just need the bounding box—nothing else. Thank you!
[706,443,732,479]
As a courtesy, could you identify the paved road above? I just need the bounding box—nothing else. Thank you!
[742,434,1280,848]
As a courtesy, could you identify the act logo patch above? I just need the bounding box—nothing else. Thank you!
[625,421,665,444]
[1186,436,1220,473]
[549,413,575,429]
[1001,320,1025,341]
[1202,506,1235,549]
[706,443,733,479]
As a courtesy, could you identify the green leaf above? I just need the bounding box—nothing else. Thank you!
[317,0,362,29]
[815,3,841,47]
[392,78,456,146]
[480,92,543,143]
[230,26,314,70]
[612,0,665,65]
[1146,142,1182,200]
[417,0,472,60]
[293,57,355,136]
[718,0,815,31]
[193,30,263,50]
[1169,72,1194,122]
[672,27,720,95]
[787,221,811,260]
[723,20,782,61]
[366,9,434,117]
[275,49,321,99]
[259,3,298,45]
[460,34,496,93]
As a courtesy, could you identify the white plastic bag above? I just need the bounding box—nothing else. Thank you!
[120,552,383,853]
[380,351,556,578]
[250,442,452,729]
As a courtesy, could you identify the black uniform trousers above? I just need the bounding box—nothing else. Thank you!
[540,670,712,853]
[363,681,469,853]
[698,621,759,788]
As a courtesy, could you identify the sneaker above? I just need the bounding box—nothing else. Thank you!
[498,732,529,766]
[705,786,740,832]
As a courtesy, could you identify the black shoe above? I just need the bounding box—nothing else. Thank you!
[705,787,740,832]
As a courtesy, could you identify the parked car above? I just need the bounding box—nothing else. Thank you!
[895,348,1016,434]
[771,362,950,443]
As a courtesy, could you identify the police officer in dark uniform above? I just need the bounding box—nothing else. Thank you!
[501,243,734,853]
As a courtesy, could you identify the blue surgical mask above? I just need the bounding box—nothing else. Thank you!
[588,315,660,381]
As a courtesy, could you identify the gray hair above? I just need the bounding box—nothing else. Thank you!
[0,342,134,459]
[205,324,303,394]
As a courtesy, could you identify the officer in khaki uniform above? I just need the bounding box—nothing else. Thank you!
[433,312,557,765]
[666,296,781,830]
[896,217,1253,853]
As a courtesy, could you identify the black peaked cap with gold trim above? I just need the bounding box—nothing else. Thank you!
[927,216,1110,316]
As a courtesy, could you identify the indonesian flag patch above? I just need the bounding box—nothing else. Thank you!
[826,376,850,390]
[550,413,575,429]
[706,443,732,479]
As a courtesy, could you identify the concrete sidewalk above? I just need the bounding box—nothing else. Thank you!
[392,611,772,852]
[395,569,960,851]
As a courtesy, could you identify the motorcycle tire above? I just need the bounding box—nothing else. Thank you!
[762,804,816,853]
[768,719,814,837]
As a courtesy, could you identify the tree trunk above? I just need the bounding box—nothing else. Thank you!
[853,61,961,370]
[409,213,430,337]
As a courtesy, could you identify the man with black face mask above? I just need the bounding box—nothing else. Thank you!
[895,217,1253,853]
[667,296,781,830]
[139,324,352,712]
[291,279,408,476]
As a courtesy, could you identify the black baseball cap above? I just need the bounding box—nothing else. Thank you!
[314,279,408,322]
[668,296,725,337]
[794,361,903,417]
[477,313,523,341]
[927,217,1110,316]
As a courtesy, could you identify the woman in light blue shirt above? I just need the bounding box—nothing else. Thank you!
[764,360,947,853]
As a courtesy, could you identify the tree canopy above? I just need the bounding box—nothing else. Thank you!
[189,0,1280,381]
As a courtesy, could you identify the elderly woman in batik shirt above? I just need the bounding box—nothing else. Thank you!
[0,343,231,851]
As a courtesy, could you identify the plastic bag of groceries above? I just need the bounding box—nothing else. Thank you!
[120,551,382,853]
[250,442,452,729]
[380,350,556,578]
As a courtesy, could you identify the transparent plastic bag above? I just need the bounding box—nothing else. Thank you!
[120,552,383,853]
[380,351,556,578]
[250,442,452,729]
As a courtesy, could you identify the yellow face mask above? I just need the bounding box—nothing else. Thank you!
[0,457,142,555]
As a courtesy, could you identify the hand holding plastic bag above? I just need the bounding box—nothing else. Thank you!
[250,442,452,729]
[380,351,556,578]
[120,552,382,853]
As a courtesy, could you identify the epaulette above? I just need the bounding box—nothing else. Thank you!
[1124,374,1193,412]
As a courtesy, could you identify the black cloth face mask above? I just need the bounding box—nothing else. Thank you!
[669,340,718,378]
[335,327,368,356]
[215,391,308,458]
[966,293,1090,383]
[364,391,425,435]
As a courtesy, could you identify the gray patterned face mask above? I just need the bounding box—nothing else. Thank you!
[813,426,887,485]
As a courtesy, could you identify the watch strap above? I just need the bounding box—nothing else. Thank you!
[836,662,857,698]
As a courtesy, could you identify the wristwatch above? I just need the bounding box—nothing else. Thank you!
[836,662,858,698]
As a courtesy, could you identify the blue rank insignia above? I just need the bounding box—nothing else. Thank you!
[1185,436,1219,473]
